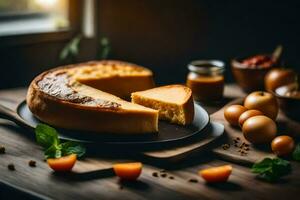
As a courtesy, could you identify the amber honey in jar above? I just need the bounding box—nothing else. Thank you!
[186,60,225,102]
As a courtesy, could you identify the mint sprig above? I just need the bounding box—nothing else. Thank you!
[35,124,86,159]
[35,124,59,149]
[251,158,291,182]
[61,141,86,158]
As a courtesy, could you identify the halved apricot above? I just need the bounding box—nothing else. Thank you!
[199,165,232,183]
[113,162,142,180]
[47,154,77,172]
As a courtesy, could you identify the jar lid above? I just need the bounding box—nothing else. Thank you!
[188,60,225,74]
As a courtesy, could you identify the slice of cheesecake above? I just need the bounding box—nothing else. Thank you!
[27,60,158,134]
[131,85,194,125]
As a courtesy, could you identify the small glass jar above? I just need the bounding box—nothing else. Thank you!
[186,60,225,102]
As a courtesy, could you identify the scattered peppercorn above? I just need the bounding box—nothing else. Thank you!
[152,172,159,177]
[240,142,246,147]
[28,160,36,167]
[188,178,198,183]
[222,144,230,150]
[169,176,174,180]
[8,164,15,171]
[0,145,5,154]
[161,173,167,178]
[232,137,251,156]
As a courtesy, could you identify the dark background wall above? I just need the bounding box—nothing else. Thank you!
[1,0,299,88]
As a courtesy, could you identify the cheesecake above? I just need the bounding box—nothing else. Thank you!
[27,60,159,134]
[67,60,155,99]
[131,85,194,125]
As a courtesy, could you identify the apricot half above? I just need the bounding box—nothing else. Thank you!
[199,165,232,183]
[47,154,77,172]
[113,162,142,180]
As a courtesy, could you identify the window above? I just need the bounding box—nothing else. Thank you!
[0,0,69,36]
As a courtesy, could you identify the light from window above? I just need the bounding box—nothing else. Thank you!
[0,0,69,36]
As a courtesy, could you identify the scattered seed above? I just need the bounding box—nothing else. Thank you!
[8,164,15,171]
[232,138,250,155]
[28,160,36,167]
[188,178,198,183]
[222,144,230,150]
[161,173,167,178]
[152,172,159,177]
[0,145,5,154]
[169,176,174,180]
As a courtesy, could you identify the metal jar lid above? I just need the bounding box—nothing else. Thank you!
[188,60,225,75]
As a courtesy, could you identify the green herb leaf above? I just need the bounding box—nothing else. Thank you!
[61,141,86,158]
[35,124,59,149]
[44,144,62,159]
[97,37,111,59]
[292,143,300,161]
[251,157,291,182]
[35,124,86,159]
[59,35,82,62]
[251,158,273,173]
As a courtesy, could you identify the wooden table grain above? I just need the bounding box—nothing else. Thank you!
[0,85,300,200]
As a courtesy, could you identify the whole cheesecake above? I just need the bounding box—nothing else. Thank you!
[27,60,159,134]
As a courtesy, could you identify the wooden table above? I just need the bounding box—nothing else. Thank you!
[0,85,299,200]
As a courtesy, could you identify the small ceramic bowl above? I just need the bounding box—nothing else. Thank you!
[274,83,300,121]
[231,58,274,93]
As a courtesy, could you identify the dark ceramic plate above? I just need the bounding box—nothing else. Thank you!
[0,100,209,145]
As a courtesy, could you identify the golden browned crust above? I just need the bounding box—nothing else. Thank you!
[181,90,194,125]
[27,60,158,134]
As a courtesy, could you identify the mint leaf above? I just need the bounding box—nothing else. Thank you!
[35,123,86,159]
[292,144,300,161]
[251,157,291,182]
[61,141,86,158]
[44,144,62,159]
[35,124,59,149]
[59,35,81,62]
[272,158,291,178]
[97,37,111,59]
[251,158,273,173]
[260,171,279,182]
